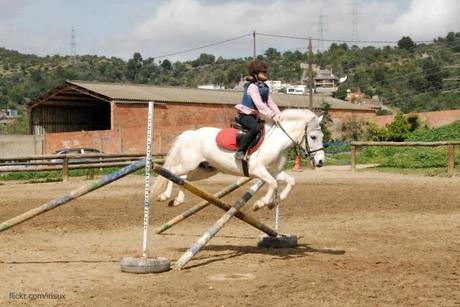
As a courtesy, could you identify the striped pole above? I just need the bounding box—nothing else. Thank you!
[275,205,280,231]
[152,164,278,237]
[175,180,265,270]
[141,101,154,258]
[155,177,252,234]
[0,159,146,233]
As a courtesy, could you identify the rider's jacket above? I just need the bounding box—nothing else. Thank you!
[241,81,269,111]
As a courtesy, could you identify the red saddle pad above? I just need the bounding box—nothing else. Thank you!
[216,126,265,155]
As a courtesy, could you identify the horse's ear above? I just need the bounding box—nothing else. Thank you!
[318,115,324,123]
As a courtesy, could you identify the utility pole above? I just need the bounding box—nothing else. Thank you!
[252,30,257,60]
[308,37,314,109]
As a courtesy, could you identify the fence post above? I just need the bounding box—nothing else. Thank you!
[447,144,455,177]
[351,145,357,171]
[62,156,69,182]
[87,168,95,180]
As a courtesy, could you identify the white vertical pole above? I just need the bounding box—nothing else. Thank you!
[142,101,154,258]
[275,206,280,231]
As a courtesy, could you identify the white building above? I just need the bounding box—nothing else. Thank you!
[286,84,306,95]
[265,80,283,93]
[197,84,225,90]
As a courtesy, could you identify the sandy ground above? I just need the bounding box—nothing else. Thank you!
[0,167,459,306]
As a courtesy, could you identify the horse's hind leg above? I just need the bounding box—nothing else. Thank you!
[170,165,218,207]
[169,175,187,207]
[157,164,188,203]
[159,180,174,201]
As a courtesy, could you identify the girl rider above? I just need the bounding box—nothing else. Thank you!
[234,59,282,160]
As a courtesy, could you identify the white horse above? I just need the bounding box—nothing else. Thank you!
[152,109,325,210]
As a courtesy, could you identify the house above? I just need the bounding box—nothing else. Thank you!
[301,64,340,95]
[29,80,379,154]
[0,108,19,128]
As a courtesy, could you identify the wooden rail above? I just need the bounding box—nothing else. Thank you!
[0,153,165,181]
[350,141,459,177]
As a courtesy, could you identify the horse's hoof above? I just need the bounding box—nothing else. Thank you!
[168,199,183,207]
[253,201,264,211]
[267,203,276,210]
[158,194,168,202]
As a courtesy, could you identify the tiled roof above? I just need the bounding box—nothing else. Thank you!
[62,80,377,111]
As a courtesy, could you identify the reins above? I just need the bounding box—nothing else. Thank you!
[275,122,324,160]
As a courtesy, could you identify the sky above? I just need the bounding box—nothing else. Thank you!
[0,0,459,61]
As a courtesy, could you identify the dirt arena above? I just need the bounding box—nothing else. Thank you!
[0,167,459,306]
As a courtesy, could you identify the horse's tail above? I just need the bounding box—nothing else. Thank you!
[151,131,191,196]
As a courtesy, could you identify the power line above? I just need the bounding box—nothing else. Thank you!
[153,33,252,60]
[257,32,432,44]
[151,31,435,62]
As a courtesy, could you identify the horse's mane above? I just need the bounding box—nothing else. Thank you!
[280,109,316,122]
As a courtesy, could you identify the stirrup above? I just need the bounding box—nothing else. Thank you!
[234,151,247,161]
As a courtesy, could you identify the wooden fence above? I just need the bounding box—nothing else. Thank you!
[0,153,165,181]
[350,141,460,177]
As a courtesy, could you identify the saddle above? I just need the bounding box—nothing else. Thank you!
[215,117,265,155]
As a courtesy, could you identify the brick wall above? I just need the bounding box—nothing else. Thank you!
[44,102,377,154]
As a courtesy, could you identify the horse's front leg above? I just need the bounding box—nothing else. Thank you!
[251,166,278,211]
[263,171,296,209]
[276,171,295,201]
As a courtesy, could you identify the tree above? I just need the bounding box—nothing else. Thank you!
[319,102,333,141]
[397,36,416,52]
[160,59,172,70]
[127,52,143,80]
[264,47,281,60]
[386,113,411,141]
[421,58,444,90]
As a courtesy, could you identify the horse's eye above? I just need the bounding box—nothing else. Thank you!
[311,136,317,140]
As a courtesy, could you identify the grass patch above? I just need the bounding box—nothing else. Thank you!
[25,178,63,184]
[0,166,146,183]
[0,170,62,181]
[326,153,351,165]
[359,165,459,177]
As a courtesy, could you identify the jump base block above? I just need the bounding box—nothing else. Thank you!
[257,234,298,248]
[120,256,171,274]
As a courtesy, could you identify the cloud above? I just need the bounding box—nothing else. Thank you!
[381,0,460,41]
[1,0,459,60]
[0,0,27,19]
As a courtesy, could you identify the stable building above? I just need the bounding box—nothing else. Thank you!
[29,80,379,154]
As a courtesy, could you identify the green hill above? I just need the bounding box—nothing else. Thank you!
[1,32,459,113]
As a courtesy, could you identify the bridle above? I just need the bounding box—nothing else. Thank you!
[276,122,324,160]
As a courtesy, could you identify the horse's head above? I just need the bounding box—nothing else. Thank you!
[302,115,325,167]
[278,109,326,167]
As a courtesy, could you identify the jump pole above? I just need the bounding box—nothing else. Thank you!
[0,159,146,233]
[155,177,252,234]
[152,164,279,238]
[175,179,265,270]
[121,101,170,274]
